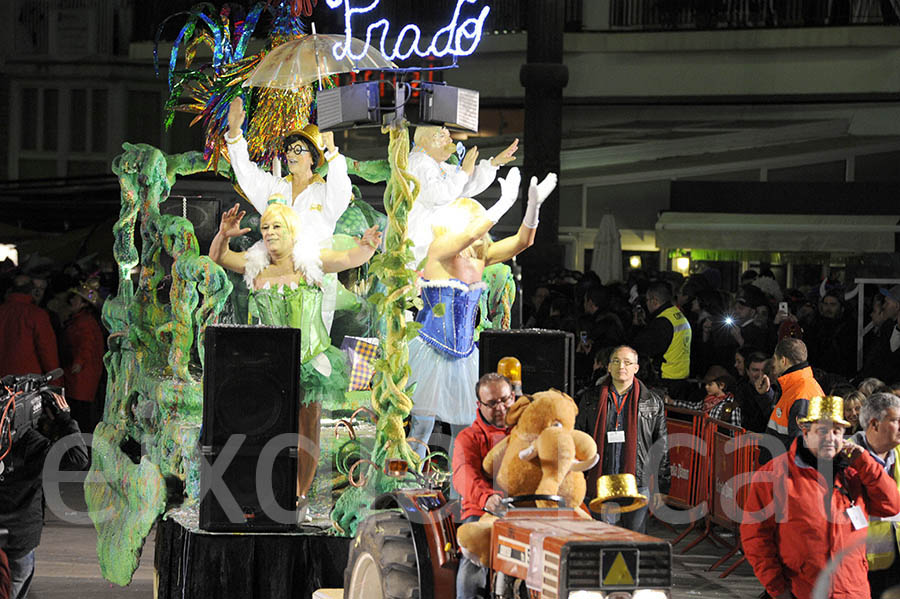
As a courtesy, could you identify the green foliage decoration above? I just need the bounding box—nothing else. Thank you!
[85,143,232,585]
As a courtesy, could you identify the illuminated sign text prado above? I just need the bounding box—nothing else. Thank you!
[325,0,491,62]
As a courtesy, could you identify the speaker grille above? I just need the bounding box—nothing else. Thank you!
[479,329,575,395]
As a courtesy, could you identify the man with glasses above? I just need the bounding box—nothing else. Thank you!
[575,345,670,533]
[452,372,515,599]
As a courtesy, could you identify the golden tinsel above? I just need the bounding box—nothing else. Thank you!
[246,86,316,168]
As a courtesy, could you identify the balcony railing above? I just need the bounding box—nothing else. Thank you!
[608,0,896,31]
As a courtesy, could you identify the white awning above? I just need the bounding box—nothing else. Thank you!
[655,212,900,253]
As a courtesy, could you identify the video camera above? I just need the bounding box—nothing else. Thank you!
[0,368,64,460]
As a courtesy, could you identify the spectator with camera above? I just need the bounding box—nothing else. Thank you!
[0,390,88,599]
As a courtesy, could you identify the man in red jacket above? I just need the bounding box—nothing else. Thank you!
[741,395,900,599]
[452,372,513,599]
[0,277,60,379]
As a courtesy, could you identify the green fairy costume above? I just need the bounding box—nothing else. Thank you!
[242,236,349,405]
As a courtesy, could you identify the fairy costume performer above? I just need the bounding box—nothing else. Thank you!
[407,167,558,459]
[209,200,381,515]
[226,97,352,246]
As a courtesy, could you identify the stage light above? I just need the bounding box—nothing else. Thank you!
[674,256,690,274]
[419,83,480,133]
[317,82,381,131]
[629,255,642,269]
[317,81,480,133]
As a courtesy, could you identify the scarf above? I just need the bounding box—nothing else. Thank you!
[703,392,732,414]
[587,378,641,497]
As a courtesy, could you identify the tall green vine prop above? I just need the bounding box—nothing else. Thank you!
[85,143,232,585]
[331,123,426,535]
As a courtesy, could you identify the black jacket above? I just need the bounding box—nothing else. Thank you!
[575,375,671,496]
[0,411,88,559]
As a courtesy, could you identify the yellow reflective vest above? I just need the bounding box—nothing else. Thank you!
[658,305,691,380]
[867,445,900,571]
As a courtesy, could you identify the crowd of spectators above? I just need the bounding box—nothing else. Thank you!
[0,257,115,436]
[522,265,900,432]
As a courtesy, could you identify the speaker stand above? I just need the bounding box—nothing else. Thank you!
[156,509,349,599]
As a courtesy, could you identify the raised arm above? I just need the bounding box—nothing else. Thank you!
[320,225,382,273]
[209,203,250,274]
[224,98,278,215]
[320,130,353,227]
[485,172,557,265]
[428,167,522,262]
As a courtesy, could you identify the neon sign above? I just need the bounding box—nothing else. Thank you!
[325,0,491,62]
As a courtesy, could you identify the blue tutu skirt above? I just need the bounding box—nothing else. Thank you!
[407,336,478,426]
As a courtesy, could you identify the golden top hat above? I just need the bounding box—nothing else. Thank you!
[70,277,103,310]
[284,123,325,169]
[797,395,851,427]
[497,356,522,383]
[589,473,648,515]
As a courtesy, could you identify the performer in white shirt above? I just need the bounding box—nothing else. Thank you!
[407,126,518,266]
[224,97,352,247]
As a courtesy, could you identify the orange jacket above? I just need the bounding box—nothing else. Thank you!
[767,365,823,437]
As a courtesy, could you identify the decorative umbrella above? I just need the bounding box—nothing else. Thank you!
[245,26,397,90]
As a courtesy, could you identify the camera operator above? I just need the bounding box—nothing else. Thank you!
[0,391,88,599]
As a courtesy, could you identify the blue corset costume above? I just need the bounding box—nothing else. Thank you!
[408,278,485,425]
[416,279,484,358]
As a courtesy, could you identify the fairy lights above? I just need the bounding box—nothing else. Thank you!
[325,0,491,62]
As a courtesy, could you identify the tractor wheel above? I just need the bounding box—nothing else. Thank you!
[344,511,420,599]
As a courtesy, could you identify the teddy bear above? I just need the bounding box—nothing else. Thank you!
[456,389,599,567]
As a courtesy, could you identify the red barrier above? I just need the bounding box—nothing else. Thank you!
[664,406,705,509]
[663,408,762,578]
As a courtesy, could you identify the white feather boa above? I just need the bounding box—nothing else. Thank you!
[242,237,324,289]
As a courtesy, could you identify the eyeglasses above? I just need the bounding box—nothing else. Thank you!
[286,144,310,156]
[609,358,636,367]
[478,393,515,410]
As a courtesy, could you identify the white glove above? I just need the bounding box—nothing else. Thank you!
[484,167,521,224]
[523,173,558,229]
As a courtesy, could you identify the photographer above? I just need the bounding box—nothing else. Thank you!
[0,391,88,599]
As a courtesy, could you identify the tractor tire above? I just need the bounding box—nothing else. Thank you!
[344,511,421,599]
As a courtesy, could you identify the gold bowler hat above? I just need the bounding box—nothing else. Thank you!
[797,395,851,427]
[589,473,648,515]
[497,356,522,383]
[284,123,325,169]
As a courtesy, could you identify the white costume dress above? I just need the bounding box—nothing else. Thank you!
[225,134,352,248]
[406,148,498,265]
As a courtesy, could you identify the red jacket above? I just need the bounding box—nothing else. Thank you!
[741,436,900,599]
[452,411,509,521]
[0,293,59,378]
[62,308,105,402]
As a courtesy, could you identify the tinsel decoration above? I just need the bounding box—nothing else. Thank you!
[245,86,315,166]
[155,2,314,171]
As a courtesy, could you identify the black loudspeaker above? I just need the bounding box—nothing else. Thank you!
[479,329,575,396]
[160,196,221,254]
[200,324,302,531]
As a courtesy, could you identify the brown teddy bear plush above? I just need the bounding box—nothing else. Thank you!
[456,389,598,567]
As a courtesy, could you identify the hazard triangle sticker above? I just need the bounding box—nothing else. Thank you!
[602,549,638,587]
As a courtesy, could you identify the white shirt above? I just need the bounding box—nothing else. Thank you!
[406,148,498,265]
[226,134,352,247]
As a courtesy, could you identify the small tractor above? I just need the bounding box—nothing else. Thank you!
[343,487,672,599]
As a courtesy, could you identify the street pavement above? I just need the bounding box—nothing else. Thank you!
[26,482,763,598]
